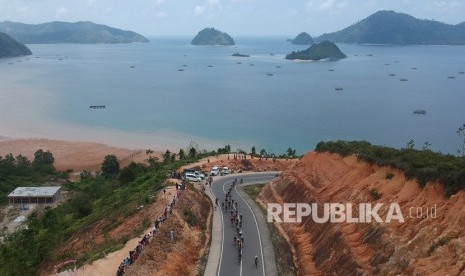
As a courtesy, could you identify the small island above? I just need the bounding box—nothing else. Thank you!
[0,32,32,58]
[232,52,249,57]
[191,28,235,46]
[285,41,346,61]
[291,32,314,45]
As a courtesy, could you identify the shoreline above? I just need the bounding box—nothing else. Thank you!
[0,136,162,172]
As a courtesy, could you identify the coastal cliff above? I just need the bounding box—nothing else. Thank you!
[258,151,465,275]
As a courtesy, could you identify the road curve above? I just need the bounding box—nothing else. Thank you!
[210,173,278,276]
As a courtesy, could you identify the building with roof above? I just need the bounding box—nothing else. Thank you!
[7,186,61,204]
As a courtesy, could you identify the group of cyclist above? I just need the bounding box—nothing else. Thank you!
[217,178,259,269]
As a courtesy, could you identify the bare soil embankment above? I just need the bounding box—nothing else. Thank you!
[257,152,465,275]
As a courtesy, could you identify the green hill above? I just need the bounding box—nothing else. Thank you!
[191,28,235,45]
[0,21,149,44]
[291,32,314,45]
[0,32,32,58]
[316,10,465,45]
[285,41,346,61]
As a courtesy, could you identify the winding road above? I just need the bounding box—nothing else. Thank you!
[210,173,278,276]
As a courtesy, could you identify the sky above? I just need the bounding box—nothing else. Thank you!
[0,0,464,37]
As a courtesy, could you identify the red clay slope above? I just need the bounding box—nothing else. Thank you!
[257,152,465,275]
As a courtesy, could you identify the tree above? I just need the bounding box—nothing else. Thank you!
[458,124,465,156]
[422,141,431,151]
[145,149,154,155]
[101,155,120,177]
[33,149,55,172]
[287,147,296,158]
[118,166,136,185]
[162,150,171,163]
[178,149,185,160]
[170,153,176,163]
[259,149,267,157]
[189,147,197,158]
[251,146,256,156]
[405,140,415,150]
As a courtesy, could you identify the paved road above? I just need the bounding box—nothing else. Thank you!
[211,173,278,276]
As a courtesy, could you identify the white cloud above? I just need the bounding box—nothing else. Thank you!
[153,0,166,5]
[155,11,167,18]
[56,7,69,17]
[306,0,348,14]
[194,5,206,15]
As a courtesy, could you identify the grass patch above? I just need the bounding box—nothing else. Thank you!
[243,184,265,199]
[183,209,198,227]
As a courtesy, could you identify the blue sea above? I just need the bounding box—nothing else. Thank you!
[0,37,464,154]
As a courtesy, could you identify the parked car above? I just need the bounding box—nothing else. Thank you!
[221,166,229,175]
[195,171,206,180]
[211,165,220,176]
[185,172,202,182]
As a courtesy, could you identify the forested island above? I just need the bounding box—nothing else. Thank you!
[316,10,465,45]
[0,21,149,44]
[0,32,32,58]
[191,28,235,45]
[286,41,346,61]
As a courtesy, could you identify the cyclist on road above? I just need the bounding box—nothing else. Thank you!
[254,255,259,268]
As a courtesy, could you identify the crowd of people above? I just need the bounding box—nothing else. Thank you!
[116,182,185,276]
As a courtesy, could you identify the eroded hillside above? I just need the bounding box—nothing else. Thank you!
[258,152,465,275]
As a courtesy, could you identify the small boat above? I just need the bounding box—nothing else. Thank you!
[388,73,395,76]
[384,63,390,66]
[266,73,273,76]
[413,110,426,115]
[90,105,105,109]
[182,64,188,67]
[232,53,250,57]
[129,65,136,69]
[411,67,417,70]
[335,87,343,91]
[448,76,455,79]
[276,66,281,68]
[366,54,373,57]
[236,62,242,64]
[328,69,334,72]
[178,69,184,71]
[270,53,275,56]
[208,65,213,67]
[249,64,255,66]
[400,78,408,81]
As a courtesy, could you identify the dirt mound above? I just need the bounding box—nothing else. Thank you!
[257,152,465,275]
[125,185,211,275]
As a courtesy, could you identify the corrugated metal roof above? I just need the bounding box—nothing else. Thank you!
[7,187,61,197]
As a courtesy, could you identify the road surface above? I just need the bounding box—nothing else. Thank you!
[211,173,278,276]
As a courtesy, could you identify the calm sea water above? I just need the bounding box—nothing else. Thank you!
[1,37,464,154]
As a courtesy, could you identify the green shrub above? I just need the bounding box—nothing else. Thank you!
[370,189,382,200]
[385,172,395,180]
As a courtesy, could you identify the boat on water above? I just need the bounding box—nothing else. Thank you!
[388,73,396,76]
[413,110,426,115]
[448,76,455,79]
[232,52,250,57]
[266,73,273,76]
[400,78,408,81]
[178,69,184,71]
[335,87,343,91]
[90,105,105,109]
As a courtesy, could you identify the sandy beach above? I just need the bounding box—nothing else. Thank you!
[0,136,160,172]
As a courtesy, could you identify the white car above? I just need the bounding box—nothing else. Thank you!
[185,173,202,182]
[221,166,229,175]
[195,171,205,180]
[211,166,220,176]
